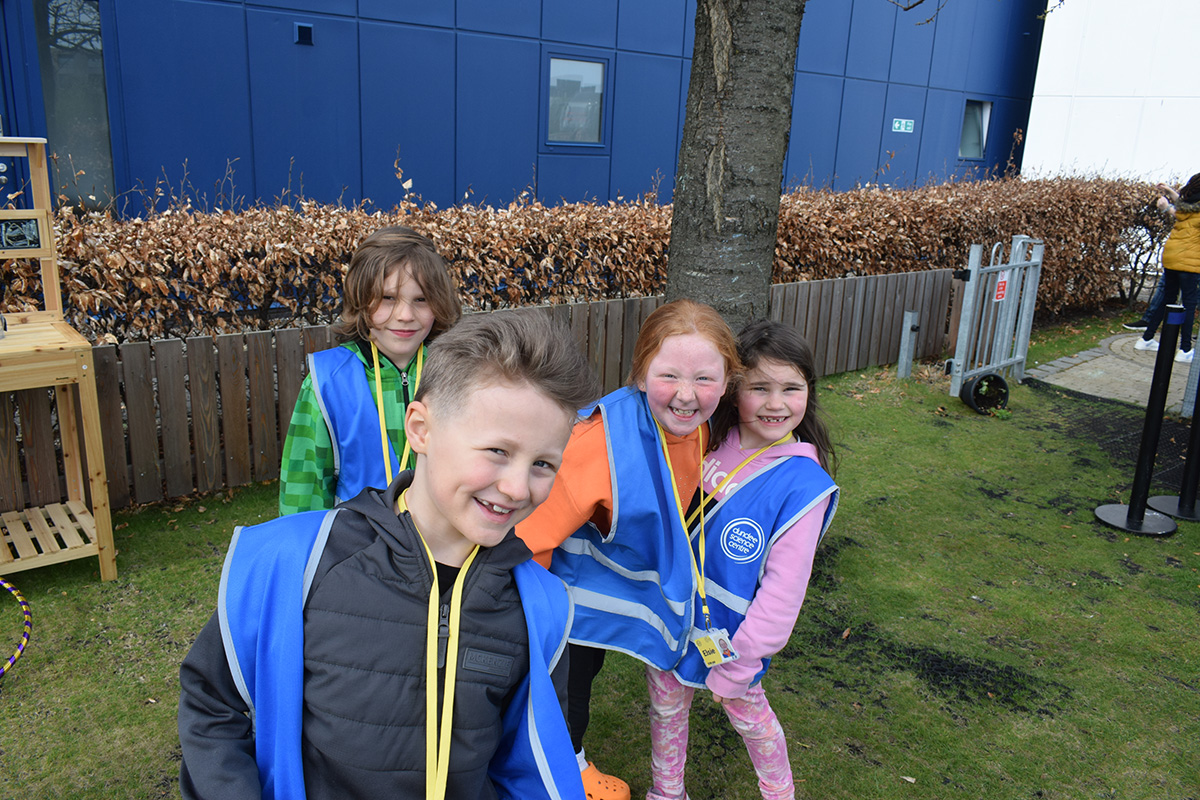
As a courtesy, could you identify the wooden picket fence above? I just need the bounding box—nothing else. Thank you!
[0,270,952,513]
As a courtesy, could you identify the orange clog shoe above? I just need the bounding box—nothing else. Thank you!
[581,761,631,800]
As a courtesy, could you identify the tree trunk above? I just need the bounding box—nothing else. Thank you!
[666,0,807,331]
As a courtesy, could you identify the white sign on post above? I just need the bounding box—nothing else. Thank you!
[993,270,1011,302]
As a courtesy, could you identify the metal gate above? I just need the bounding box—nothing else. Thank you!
[948,235,1045,397]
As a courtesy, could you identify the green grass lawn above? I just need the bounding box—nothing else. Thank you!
[2,311,1198,799]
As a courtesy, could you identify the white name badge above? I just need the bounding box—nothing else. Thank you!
[690,626,739,667]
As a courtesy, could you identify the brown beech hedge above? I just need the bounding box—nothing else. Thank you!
[0,176,1167,343]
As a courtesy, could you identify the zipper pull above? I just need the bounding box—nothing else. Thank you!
[401,370,411,404]
[437,602,450,669]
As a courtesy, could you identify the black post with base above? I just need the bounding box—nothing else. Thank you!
[1095,305,1184,536]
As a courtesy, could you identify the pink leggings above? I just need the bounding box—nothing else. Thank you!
[645,666,794,800]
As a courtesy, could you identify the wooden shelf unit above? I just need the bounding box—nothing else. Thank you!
[0,137,116,581]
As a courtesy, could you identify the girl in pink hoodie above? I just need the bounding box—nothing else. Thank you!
[645,320,839,800]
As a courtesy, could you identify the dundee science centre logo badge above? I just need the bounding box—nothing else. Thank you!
[720,518,765,563]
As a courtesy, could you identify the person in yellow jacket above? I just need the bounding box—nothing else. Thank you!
[1134,173,1200,364]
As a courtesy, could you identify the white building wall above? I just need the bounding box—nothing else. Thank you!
[1022,0,1200,184]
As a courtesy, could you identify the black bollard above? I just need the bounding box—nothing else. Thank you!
[1149,335,1200,519]
[1095,304,1183,536]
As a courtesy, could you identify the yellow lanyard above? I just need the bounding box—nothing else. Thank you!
[371,342,423,485]
[669,432,790,630]
[655,421,714,628]
[395,490,479,800]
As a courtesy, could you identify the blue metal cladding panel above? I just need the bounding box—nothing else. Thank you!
[889,8,935,87]
[845,0,895,82]
[456,33,540,205]
[916,89,964,184]
[249,0,354,15]
[928,0,975,92]
[785,72,843,190]
[537,153,610,203]
[112,0,254,202]
[544,0,617,48]
[359,0,454,27]
[360,22,456,210]
[988,0,1045,98]
[964,0,1011,96]
[683,0,696,59]
[796,0,850,75]
[610,51,682,202]
[983,97,1025,176]
[458,0,540,38]
[246,10,361,203]
[616,0,687,56]
[878,84,925,187]
[832,78,887,191]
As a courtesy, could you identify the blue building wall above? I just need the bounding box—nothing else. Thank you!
[94,0,1044,210]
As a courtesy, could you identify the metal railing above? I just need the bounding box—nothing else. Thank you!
[947,236,1045,398]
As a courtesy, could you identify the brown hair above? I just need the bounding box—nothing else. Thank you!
[415,309,600,418]
[708,320,837,476]
[1179,173,1200,205]
[332,226,461,343]
[627,299,741,388]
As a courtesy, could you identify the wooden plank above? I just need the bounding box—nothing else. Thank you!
[621,298,641,387]
[302,325,332,357]
[121,341,162,505]
[275,328,305,438]
[247,331,280,482]
[46,502,86,549]
[784,282,802,330]
[845,277,868,374]
[92,345,130,510]
[569,302,589,361]
[587,301,607,394]
[18,388,59,506]
[2,511,38,559]
[187,336,222,494]
[823,278,845,377]
[217,333,252,488]
[0,392,24,512]
[930,269,954,357]
[812,280,834,374]
[155,339,193,498]
[603,299,624,394]
[917,270,937,358]
[55,384,83,502]
[881,273,904,365]
[858,275,879,369]
[803,280,822,350]
[768,284,785,322]
[835,276,857,376]
[25,507,61,554]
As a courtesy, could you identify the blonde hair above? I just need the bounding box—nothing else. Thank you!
[332,226,461,343]
[627,299,741,387]
[416,309,600,417]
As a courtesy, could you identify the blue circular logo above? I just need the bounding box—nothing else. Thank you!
[720,518,765,563]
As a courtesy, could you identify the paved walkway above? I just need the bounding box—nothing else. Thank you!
[1025,332,1199,415]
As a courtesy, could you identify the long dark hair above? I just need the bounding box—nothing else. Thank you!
[708,320,837,476]
[1180,173,1200,205]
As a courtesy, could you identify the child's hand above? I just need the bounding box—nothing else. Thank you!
[710,691,730,705]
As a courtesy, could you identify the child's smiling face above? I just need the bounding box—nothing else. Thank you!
[403,378,576,566]
[369,264,435,366]
[736,357,809,449]
[636,333,728,438]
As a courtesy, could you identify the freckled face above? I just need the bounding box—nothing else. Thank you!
[736,358,809,450]
[636,333,728,438]
[403,380,576,565]
[369,265,435,366]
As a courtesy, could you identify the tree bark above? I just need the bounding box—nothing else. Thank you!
[666,0,807,330]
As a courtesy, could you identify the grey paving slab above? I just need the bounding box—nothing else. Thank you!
[1029,333,1196,416]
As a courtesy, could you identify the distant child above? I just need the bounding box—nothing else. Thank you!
[518,299,741,800]
[279,225,461,515]
[644,320,839,800]
[179,310,598,800]
[1134,173,1200,363]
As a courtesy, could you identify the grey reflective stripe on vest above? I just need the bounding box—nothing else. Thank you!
[307,351,344,503]
[557,536,690,617]
[566,586,684,653]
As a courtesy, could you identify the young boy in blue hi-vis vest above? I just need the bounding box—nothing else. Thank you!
[278,226,462,516]
[178,310,598,800]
